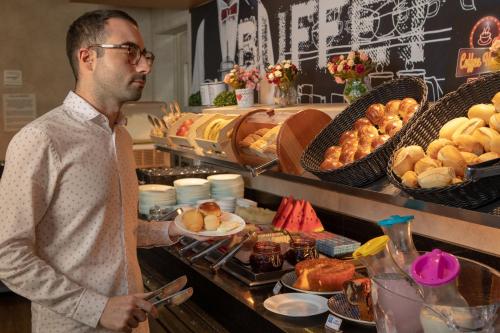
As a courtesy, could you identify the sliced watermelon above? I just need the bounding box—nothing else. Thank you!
[273,198,294,230]
[284,199,305,232]
[275,196,291,219]
[300,201,324,232]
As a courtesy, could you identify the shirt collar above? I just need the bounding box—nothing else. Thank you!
[63,91,126,127]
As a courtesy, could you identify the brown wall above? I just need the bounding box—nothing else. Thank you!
[0,0,154,159]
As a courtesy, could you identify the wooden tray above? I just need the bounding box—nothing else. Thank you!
[194,114,241,162]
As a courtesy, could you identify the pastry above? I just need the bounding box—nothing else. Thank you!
[354,117,373,132]
[477,152,500,163]
[339,145,357,164]
[239,133,261,148]
[451,118,485,141]
[392,145,425,177]
[472,127,500,152]
[366,103,385,126]
[398,98,418,119]
[254,127,270,136]
[343,278,373,321]
[264,144,277,155]
[489,113,500,132]
[402,103,418,124]
[467,104,496,124]
[354,143,372,160]
[437,145,467,177]
[417,167,455,188]
[320,158,343,170]
[492,91,500,112]
[339,130,358,146]
[490,136,500,154]
[358,124,379,139]
[385,99,401,116]
[371,134,390,150]
[379,115,398,134]
[324,145,342,161]
[426,138,456,159]
[439,117,469,140]
[460,151,479,165]
[453,134,484,155]
[385,118,403,137]
[182,209,204,232]
[414,156,441,175]
[401,170,419,188]
[452,177,464,185]
[294,258,355,292]
[261,125,281,142]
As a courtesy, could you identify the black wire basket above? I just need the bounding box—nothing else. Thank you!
[387,72,500,208]
[301,77,428,187]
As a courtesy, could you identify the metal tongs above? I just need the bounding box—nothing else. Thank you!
[210,231,257,272]
[464,157,500,181]
[145,275,193,307]
[246,159,279,177]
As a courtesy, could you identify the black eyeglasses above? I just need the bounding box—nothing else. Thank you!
[89,43,155,66]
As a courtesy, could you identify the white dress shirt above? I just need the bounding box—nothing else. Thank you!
[0,91,177,332]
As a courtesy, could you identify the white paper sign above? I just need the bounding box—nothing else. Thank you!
[273,281,282,295]
[325,313,342,331]
[2,93,36,131]
[3,70,22,86]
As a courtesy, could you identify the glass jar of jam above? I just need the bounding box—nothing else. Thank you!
[249,241,284,273]
[285,237,318,265]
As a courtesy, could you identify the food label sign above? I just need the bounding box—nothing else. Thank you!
[455,48,496,77]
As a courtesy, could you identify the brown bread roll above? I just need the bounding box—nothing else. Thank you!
[402,104,418,125]
[385,100,401,116]
[398,98,418,119]
[358,124,379,139]
[439,117,469,140]
[320,158,344,170]
[371,134,390,150]
[490,136,500,154]
[324,145,342,161]
[340,146,357,164]
[417,167,455,188]
[182,209,204,232]
[460,152,479,165]
[467,104,496,124]
[414,156,442,175]
[492,92,500,112]
[379,115,398,134]
[489,113,500,132]
[392,145,425,177]
[426,138,456,159]
[477,152,500,163]
[452,134,484,155]
[203,214,221,231]
[354,117,373,132]
[339,130,358,146]
[199,201,222,217]
[401,171,419,188]
[386,119,403,137]
[366,104,385,126]
[472,127,500,152]
[354,143,372,160]
[437,145,467,177]
[451,118,485,141]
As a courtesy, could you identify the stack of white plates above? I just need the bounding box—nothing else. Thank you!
[139,184,176,215]
[174,178,211,205]
[215,197,236,213]
[207,174,244,199]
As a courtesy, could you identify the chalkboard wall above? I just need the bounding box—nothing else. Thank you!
[191,0,499,102]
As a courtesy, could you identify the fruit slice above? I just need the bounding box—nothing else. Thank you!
[275,196,291,219]
[272,198,294,230]
[284,199,305,232]
[300,201,324,232]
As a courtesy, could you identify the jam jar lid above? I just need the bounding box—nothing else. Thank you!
[252,241,281,254]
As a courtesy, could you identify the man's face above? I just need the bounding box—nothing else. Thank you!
[92,18,151,103]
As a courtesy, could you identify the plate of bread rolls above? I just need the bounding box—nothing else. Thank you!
[387,72,500,208]
[175,202,246,236]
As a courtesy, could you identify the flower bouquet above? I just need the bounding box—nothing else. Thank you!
[224,65,260,108]
[266,60,299,106]
[327,51,374,104]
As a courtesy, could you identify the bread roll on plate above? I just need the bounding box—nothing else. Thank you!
[439,117,469,140]
[417,167,455,188]
[468,104,496,124]
[182,210,204,232]
[426,138,456,159]
[437,145,467,177]
[199,201,222,217]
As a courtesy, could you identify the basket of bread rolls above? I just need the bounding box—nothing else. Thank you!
[387,71,500,208]
[301,77,428,186]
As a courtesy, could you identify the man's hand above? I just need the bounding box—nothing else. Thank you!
[99,293,158,332]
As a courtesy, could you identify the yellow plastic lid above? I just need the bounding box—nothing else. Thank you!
[352,235,389,258]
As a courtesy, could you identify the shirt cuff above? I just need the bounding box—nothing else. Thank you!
[72,289,109,328]
[164,221,181,246]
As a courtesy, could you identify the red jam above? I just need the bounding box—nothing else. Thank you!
[285,237,318,265]
[249,241,284,273]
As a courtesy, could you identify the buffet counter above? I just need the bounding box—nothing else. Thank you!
[138,244,376,333]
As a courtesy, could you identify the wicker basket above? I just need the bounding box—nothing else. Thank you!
[301,77,428,186]
[387,72,500,208]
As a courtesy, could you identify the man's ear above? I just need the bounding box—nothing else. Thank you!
[78,48,95,71]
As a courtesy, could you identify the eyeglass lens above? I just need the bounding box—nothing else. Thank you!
[129,45,154,66]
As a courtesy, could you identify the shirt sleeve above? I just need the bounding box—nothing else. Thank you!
[136,219,180,248]
[0,127,108,328]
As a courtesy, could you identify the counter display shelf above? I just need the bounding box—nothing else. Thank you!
[155,144,500,258]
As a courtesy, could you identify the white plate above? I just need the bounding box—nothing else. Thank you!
[327,293,376,326]
[174,211,246,237]
[139,184,175,192]
[281,271,343,296]
[173,178,209,187]
[263,293,328,317]
[207,174,242,182]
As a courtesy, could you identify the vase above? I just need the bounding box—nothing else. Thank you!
[274,83,297,107]
[235,88,254,108]
[343,78,368,104]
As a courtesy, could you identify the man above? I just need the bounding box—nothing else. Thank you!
[0,9,196,333]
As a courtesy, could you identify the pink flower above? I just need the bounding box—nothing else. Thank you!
[334,76,345,84]
[356,64,365,74]
[359,52,369,62]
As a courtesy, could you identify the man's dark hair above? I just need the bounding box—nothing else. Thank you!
[66,10,138,80]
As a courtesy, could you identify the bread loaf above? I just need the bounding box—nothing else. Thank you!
[417,167,455,188]
[354,117,373,131]
[339,130,358,146]
[489,113,500,132]
[320,158,343,170]
[451,118,485,141]
[439,117,469,140]
[453,134,484,155]
[426,138,456,159]
[491,92,500,112]
[398,98,418,119]
[472,127,499,152]
[477,152,500,163]
[437,145,467,177]
[468,104,496,124]
[489,136,500,154]
[392,145,425,177]
[460,151,479,165]
[414,156,441,175]
[385,100,401,116]
[324,146,342,161]
[371,134,390,150]
[366,104,385,126]
[401,171,419,188]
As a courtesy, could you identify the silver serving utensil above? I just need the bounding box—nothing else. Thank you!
[246,158,279,177]
[179,239,203,255]
[153,287,193,306]
[188,238,229,263]
[210,231,256,272]
[145,275,187,302]
[464,157,500,181]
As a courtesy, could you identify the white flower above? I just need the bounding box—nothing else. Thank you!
[268,73,274,80]
[268,65,273,70]
[284,63,290,69]
[339,55,345,60]
[337,64,344,72]
[276,64,282,70]
[274,70,282,78]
